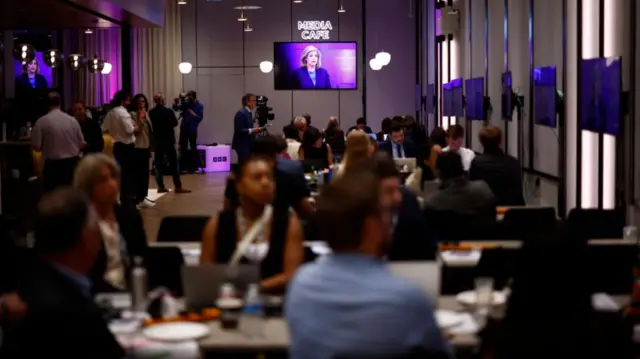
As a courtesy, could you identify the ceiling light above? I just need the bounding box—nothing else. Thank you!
[13,43,35,63]
[375,51,391,66]
[338,2,346,12]
[44,49,63,68]
[68,54,86,71]
[101,62,113,75]
[178,0,187,4]
[85,28,93,34]
[244,22,253,32]
[88,56,104,74]
[233,5,261,10]
[293,0,303,3]
[178,62,193,74]
[369,58,383,71]
[237,10,247,21]
[259,61,273,73]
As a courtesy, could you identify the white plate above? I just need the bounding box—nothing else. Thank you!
[456,290,507,307]
[435,310,464,329]
[142,322,211,342]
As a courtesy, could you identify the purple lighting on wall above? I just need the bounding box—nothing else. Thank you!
[436,9,441,36]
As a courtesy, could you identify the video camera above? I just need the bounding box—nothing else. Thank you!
[255,95,275,127]
[172,93,194,113]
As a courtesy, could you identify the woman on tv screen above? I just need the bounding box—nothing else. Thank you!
[15,58,48,91]
[290,45,332,89]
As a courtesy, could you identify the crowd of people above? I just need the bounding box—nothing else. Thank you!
[0,96,634,358]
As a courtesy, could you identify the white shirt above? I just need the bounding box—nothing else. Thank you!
[442,146,475,171]
[31,109,84,160]
[286,139,301,160]
[98,220,126,290]
[102,106,135,144]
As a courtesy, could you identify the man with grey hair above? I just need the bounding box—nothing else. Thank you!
[149,92,190,193]
[0,188,125,358]
[31,91,86,192]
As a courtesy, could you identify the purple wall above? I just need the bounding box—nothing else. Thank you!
[180,0,417,145]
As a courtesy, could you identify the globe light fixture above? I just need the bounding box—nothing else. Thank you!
[13,44,35,65]
[259,61,273,73]
[375,51,391,66]
[88,56,105,74]
[178,62,193,74]
[101,62,113,75]
[44,49,63,68]
[369,58,383,71]
[244,22,253,32]
[68,54,86,71]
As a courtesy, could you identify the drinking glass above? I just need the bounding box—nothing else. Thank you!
[623,226,638,242]
[474,277,494,316]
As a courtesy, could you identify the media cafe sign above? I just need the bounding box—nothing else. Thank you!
[298,21,333,40]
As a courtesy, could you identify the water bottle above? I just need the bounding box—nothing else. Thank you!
[131,256,148,313]
[241,283,265,339]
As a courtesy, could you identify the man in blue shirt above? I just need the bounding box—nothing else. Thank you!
[285,169,451,359]
[177,90,204,172]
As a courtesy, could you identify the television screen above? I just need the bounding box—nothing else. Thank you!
[465,77,484,120]
[426,84,435,114]
[501,71,513,120]
[580,58,605,133]
[533,66,557,128]
[273,42,357,90]
[442,82,452,117]
[450,78,464,117]
[14,52,53,91]
[602,57,621,136]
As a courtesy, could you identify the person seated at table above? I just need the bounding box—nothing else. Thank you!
[283,124,301,160]
[378,121,418,159]
[332,130,374,179]
[224,135,314,219]
[405,141,442,194]
[346,117,373,135]
[430,127,448,149]
[480,235,632,359]
[73,153,148,293]
[469,125,525,206]
[443,124,475,171]
[376,117,393,142]
[201,157,304,293]
[0,188,125,359]
[424,151,497,222]
[285,171,450,359]
[298,127,333,168]
[323,116,345,159]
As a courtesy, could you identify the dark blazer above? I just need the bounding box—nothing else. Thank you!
[469,150,525,206]
[90,204,148,293]
[149,105,179,147]
[378,139,418,159]
[389,188,433,261]
[232,107,255,159]
[290,67,332,89]
[423,177,498,224]
[79,119,104,154]
[0,260,125,359]
[14,73,48,91]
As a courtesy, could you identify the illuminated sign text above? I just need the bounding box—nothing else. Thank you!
[298,21,333,40]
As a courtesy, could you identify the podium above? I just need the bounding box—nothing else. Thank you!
[197,145,231,173]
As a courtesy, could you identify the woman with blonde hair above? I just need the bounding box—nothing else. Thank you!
[332,130,373,178]
[290,45,332,89]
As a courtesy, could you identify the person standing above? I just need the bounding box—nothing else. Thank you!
[31,92,85,192]
[130,94,155,209]
[177,90,204,173]
[71,100,104,154]
[232,93,260,162]
[149,93,191,194]
[102,90,137,205]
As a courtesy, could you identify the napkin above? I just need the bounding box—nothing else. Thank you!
[440,249,482,267]
[443,312,479,335]
[591,293,620,312]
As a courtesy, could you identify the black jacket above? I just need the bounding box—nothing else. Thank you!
[149,105,179,148]
[469,150,525,206]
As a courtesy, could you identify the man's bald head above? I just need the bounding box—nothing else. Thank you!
[153,93,165,106]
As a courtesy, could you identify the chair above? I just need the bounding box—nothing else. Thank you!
[567,208,626,239]
[501,207,557,239]
[156,215,210,243]
[102,134,114,157]
[145,246,185,296]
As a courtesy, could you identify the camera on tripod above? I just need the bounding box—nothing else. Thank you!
[172,93,194,112]
[255,95,275,127]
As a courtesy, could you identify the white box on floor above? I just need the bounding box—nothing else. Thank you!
[197,145,231,173]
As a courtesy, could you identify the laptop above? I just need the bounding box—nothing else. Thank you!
[181,264,260,310]
[389,261,441,300]
[394,158,417,173]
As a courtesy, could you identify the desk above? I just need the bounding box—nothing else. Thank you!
[197,145,231,173]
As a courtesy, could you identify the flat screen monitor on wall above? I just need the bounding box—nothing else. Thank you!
[442,82,452,116]
[273,42,357,90]
[580,58,605,134]
[501,71,513,120]
[450,78,464,117]
[14,52,53,91]
[602,57,622,136]
[533,66,557,128]
[464,77,484,120]
[426,84,436,114]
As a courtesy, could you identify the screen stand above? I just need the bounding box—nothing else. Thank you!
[515,96,525,168]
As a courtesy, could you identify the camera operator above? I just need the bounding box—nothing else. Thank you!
[174,90,204,173]
[232,93,261,162]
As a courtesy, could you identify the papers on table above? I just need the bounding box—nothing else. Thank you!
[439,249,482,267]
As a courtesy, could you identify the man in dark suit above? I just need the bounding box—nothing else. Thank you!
[378,121,418,159]
[232,93,261,162]
[149,93,191,194]
[469,125,525,206]
[0,188,125,359]
[346,117,373,134]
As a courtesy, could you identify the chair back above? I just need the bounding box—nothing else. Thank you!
[145,246,185,296]
[157,215,210,243]
[567,208,625,239]
[102,134,114,157]
[502,207,557,239]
